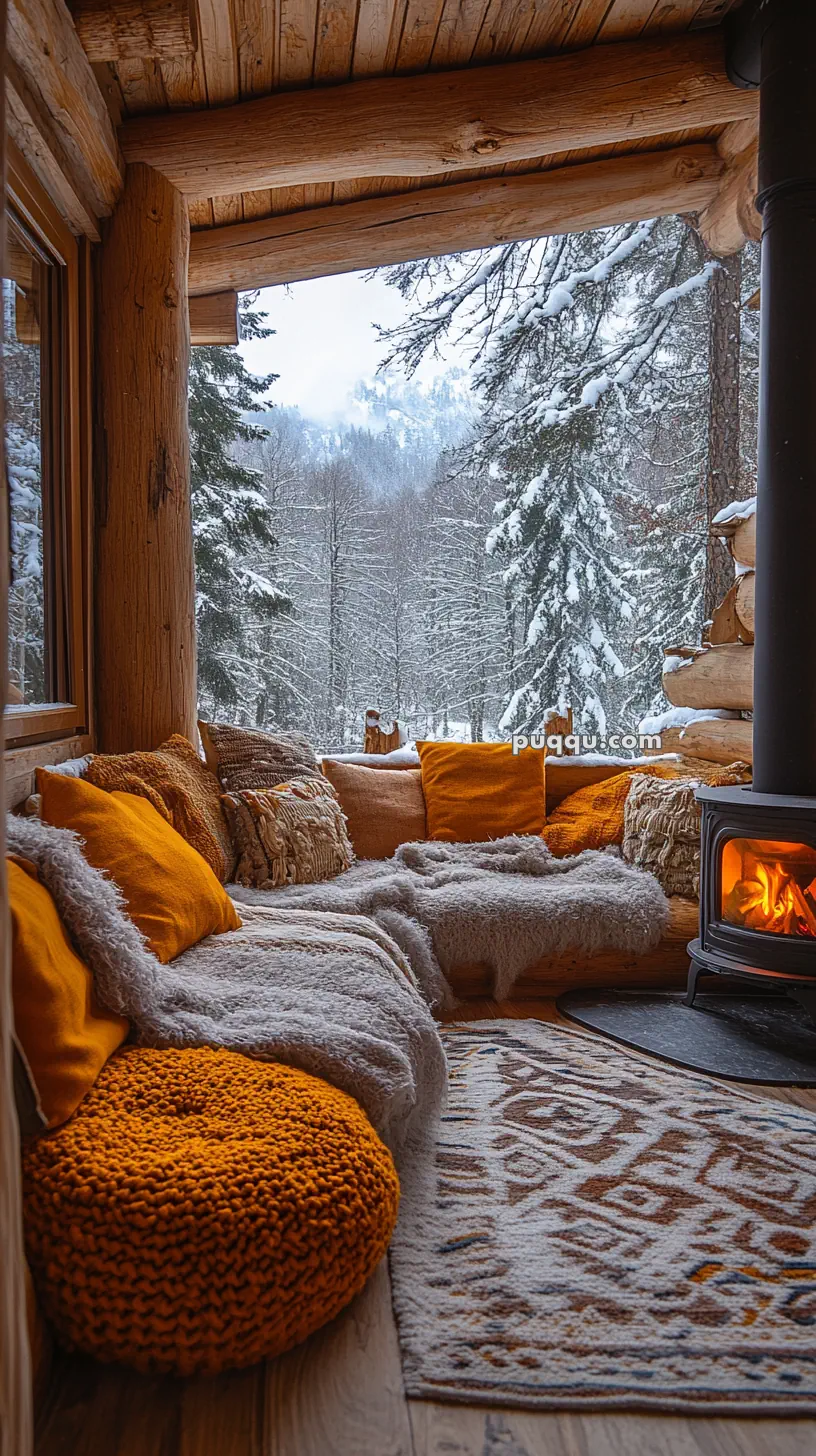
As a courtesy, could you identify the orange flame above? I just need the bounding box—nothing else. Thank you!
[722,839,816,939]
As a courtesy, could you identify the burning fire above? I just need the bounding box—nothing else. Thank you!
[722,838,816,938]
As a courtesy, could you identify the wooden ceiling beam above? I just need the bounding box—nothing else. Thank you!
[122,28,756,199]
[8,0,123,221]
[69,0,197,63]
[188,143,725,296]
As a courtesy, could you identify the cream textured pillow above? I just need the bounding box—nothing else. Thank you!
[622,775,703,899]
[221,778,353,889]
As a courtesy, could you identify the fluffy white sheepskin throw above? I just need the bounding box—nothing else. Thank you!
[231,835,671,1003]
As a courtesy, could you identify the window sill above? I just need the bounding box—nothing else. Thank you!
[4,704,80,749]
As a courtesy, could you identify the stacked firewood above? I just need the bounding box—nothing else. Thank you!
[659,499,755,766]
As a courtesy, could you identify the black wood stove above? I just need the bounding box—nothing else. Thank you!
[688,0,816,1013]
[688,787,816,1009]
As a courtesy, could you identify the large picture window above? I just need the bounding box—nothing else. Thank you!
[3,146,91,749]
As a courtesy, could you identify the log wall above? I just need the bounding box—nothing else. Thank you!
[1,0,35,1437]
[95,162,197,752]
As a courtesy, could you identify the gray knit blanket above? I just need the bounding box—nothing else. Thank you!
[230,836,671,1003]
[6,815,446,1158]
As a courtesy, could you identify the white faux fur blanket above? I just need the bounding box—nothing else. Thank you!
[231,836,671,1003]
[6,815,446,1156]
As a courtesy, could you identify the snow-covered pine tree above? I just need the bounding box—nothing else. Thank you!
[486,407,634,737]
[362,484,422,727]
[419,466,510,739]
[305,455,378,747]
[190,296,290,722]
[377,216,756,735]
[235,376,475,744]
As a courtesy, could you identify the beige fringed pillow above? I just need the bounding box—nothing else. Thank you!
[622,761,751,899]
[622,776,703,898]
[221,778,353,890]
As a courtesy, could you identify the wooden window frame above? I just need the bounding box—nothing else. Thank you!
[4,140,92,753]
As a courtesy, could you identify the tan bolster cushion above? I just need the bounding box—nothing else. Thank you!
[321,760,426,860]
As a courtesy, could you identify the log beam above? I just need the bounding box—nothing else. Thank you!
[713,506,756,567]
[121,28,757,199]
[189,290,239,345]
[8,0,123,221]
[69,0,196,61]
[735,570,755,637]
[96,163,197,752]
[707,580,741,644]
[698,119,760,256]
[5,58,101,239]
[189,144,725,295]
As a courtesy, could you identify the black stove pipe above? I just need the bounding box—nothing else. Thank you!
[727,1,816,797]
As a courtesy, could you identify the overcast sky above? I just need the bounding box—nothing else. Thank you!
[238,270,455,423]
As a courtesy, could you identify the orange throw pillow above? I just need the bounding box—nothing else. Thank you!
[321,761,426,858]
[540,760,747,858]
[9,857,128,1128]
[417,741,546,843]
[37,772,240,963]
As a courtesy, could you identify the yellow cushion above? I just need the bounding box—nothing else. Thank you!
[417,741,546,843]
[23,1046,400,1374]
[37,772,240,963]
[8,857,128,1129]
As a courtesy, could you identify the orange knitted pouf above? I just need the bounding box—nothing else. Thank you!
[23,1046,400,1374]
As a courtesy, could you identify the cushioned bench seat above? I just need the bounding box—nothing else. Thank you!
[448,896,698,1001]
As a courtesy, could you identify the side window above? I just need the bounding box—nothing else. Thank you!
[4,211,56,706]
[3,150,91,754]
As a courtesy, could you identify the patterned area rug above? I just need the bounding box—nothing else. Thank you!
[389,1020,816,1414]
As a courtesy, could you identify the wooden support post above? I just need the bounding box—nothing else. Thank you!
[543,705,574,754]
[95,162,196,752]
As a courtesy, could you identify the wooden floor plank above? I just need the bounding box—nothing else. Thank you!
[35,1356,181,1456]
[409,1402,816,1456]
[263,1259,414,1456]
[179,1366,264,1456]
